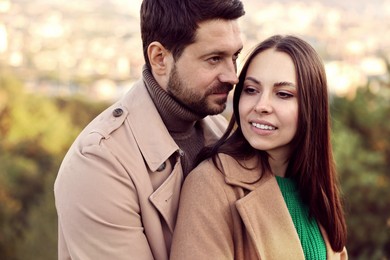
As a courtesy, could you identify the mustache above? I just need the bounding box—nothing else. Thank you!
[209,83,234,95]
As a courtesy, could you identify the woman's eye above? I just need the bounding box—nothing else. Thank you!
[277,92,293,99]
[243,87,257,94]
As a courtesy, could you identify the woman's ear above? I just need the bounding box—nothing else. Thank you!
[147,42,173,76]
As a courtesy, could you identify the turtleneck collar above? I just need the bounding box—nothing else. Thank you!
[142,65,204,133]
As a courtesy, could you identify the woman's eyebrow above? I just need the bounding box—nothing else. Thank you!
[245,76,260,84]
[274,81,296,88]
[245,77,296,88]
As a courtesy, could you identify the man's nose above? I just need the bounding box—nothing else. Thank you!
[218,60,239,85]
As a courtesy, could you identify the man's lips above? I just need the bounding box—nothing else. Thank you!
[210,84,233,95]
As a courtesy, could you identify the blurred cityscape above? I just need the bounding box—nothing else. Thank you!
[0,0,390,101]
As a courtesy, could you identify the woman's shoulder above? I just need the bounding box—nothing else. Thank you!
[186,153,263,188]
[186,156,226,184]
[179,156,234,207]
[188,153,239,179]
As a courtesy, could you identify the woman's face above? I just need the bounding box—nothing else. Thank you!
[239,48,298,161]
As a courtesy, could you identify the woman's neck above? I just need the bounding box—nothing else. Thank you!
[269,156,289,177]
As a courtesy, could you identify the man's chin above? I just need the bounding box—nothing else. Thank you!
[208,103,227,115]
[194,98,228,116]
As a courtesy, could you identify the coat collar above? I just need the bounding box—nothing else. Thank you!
[216,154,305,259]
[126,80,228,243]
[218,153,270,190]
[122,80,179,172]
[218,153,344,260]
[123,79,225,173]
[235,177,306,259]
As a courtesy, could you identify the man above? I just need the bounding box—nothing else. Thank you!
[54,0,245,259]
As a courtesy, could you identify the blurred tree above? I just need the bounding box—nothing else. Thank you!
[15,170,59,260]
[331,70,390,259]
[14,96,107,260]
[1,63,390,259]
[0,71,107,259]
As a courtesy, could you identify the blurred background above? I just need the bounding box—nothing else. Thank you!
[0,0,389,259]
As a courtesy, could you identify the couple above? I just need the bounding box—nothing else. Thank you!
[54,0,347,259]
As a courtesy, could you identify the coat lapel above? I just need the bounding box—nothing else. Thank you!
[235,177,305,260]
[218,154,305,260]
[125,82,178,172]
[149,159,183,233]
[216,154,346,260]
[125,81,182,233]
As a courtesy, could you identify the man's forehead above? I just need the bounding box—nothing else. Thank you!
[189,19,243,53]
[196,19,241,37]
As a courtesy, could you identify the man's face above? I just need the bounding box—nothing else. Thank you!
[167,19,243,116]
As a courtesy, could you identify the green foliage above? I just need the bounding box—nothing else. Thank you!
[331,81,390,259]
[0,72,107,259]
[15,173,58,260]
[1,65,389,259]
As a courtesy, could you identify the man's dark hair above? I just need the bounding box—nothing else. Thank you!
[140,0,245,68]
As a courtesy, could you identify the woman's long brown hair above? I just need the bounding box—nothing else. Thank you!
[196,35,347,252]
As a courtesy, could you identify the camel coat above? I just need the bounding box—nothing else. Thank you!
[170,153,347,260]
[54,79,227,260]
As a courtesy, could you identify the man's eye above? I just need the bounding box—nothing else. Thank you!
[208,56,221,64]
[233,51,241,61]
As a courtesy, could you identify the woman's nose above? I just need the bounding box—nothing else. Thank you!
[254,94,273,114]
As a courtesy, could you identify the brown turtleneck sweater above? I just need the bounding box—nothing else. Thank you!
[143,66,205,177]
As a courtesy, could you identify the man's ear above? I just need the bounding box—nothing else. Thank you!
[147,42,173,76]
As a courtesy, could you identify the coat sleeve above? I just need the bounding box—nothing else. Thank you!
[170,162,235,260]
[54,142,154,260]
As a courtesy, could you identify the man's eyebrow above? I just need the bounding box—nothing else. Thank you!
[199,51,224,59]
[201,47,243,58]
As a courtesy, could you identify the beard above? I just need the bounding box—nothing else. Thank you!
[166,65,233,116]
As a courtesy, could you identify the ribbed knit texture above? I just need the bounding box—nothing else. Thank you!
[276,176,327,260]
[143,66,205,176]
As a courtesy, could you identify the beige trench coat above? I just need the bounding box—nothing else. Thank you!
[54,79,227,260]
[170,154,348,260]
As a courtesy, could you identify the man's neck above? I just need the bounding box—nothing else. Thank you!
[143,66,203,133]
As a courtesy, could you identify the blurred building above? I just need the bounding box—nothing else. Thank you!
[0,0,389,101]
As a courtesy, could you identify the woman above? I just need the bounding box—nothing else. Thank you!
[170,35,347,259]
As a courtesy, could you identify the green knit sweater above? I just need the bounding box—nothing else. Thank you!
[276,176,327,260]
